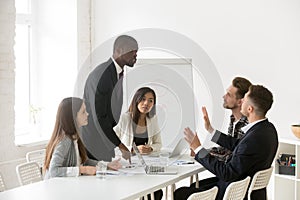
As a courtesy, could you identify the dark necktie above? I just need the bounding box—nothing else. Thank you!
[119,70,124,80]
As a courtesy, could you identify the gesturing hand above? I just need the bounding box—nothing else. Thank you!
[119,143,131,162]
[184,127,201,151]
[202,106,214,133]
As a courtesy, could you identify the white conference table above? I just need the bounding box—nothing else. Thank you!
[0,155,205,200]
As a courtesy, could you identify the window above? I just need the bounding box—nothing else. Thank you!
[14,0,33,138]
[14,0,78,145]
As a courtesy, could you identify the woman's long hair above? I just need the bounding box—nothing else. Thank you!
[43,97,88,172]
[128,87,156,125]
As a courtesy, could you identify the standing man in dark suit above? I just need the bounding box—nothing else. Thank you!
[174,85,278,200]
[82,35,138,162]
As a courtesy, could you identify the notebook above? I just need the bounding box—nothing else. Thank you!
[148,138,188,158]
[132,143,178,175]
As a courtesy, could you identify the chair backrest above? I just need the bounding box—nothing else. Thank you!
[0,172,6,192]
[26,149,46,168]
[223,176,251,200]
[247,166,273,200]
[16,162,43,186]
[187,186,218,200]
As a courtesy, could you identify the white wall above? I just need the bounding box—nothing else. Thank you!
[90,1,300,199]
[92,0,300,137]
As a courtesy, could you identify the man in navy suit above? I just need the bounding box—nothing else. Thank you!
[82,35,138,161]
[174,85,278,200]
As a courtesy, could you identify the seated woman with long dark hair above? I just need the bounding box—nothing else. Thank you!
[44,97,121,179]
[114,87,163,199]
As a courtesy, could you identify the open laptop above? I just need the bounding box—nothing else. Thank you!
[168,138,188,157]
[132,143,178,175]
[149,138,188,158]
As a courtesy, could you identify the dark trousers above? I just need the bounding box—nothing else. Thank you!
[142,189,163,200]
[174,177,219,200]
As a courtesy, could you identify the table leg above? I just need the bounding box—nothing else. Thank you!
[150,192,155,200]
[195,174,199,188]
[190,175,194,185]
[170,184,176,200]
[165,186,168,200]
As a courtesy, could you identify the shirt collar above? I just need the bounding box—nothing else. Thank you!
[241,118,267,133]
[111,57,123,75]
[230,114,247,123]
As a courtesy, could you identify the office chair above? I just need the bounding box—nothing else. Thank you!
[187,186,218,200]
[26,149,46,168]
[223,176,251,200]
[16,161,43,186]
[247,166,273,200]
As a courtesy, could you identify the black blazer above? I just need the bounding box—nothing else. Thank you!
[81,58,123,161]
[196,119,278,200]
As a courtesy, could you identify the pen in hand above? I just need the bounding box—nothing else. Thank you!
[143,143,152,154]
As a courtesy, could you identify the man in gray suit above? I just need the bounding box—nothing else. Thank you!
[82,35,138,161]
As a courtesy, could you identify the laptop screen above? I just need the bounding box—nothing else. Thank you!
[132,143,147,167]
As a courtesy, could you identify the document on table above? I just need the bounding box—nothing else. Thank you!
[118,166,145,175]
[116,155,161,175]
